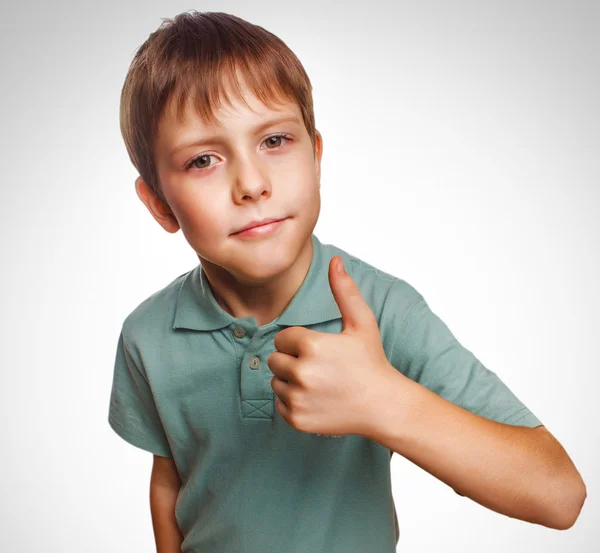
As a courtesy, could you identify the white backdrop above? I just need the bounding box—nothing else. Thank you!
[1,0,597,551]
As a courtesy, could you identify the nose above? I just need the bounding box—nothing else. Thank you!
[232,156,272,203]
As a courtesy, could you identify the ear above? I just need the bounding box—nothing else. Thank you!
[314,130,323,185]
[135,176,180,234]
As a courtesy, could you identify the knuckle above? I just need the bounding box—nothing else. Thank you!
[295,366,313,388]
[287,389,299,408]
[303,336,320,356]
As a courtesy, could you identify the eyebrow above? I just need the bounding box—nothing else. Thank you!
[170,115,302,157]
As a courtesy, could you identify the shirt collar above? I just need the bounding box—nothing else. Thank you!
[172,233,342,331]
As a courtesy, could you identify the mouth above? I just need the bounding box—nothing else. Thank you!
[232,217,288,235]
[231,217,289,238]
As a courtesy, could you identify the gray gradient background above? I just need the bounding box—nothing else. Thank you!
[1,0,597,551]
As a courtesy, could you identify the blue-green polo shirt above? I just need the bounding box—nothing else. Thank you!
[108,233,542,553]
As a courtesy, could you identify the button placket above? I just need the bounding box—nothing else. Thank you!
[236,323,273,418]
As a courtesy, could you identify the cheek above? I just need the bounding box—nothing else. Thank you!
[281,163,319,199]
[297,177,320,208]
[175,190,228,237]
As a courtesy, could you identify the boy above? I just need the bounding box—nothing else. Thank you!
[108,10,586,553]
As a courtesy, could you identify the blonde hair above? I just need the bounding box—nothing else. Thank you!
[119,10,317,210]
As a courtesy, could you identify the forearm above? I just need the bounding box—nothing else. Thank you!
[364,368,586,530]
[150,483,184,553]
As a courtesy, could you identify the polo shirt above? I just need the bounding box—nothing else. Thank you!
[108,232,543,553]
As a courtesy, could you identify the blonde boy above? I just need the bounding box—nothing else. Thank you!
[109,10,586,553]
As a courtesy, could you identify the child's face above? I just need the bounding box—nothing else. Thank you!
[143,74,323,283]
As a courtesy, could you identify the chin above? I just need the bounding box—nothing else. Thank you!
[228,261,288,287]
[245,245,295,275]
[230,228,306,282]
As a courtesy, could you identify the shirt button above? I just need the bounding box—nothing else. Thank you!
[233,325,246,338]
[249,356,261,370]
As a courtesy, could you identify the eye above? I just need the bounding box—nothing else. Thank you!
[185,153,217,172]
[184,133,293,172]
[262,133,292,150]
[185,133,293,172]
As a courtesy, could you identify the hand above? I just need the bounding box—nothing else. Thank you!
[268,256,396,438]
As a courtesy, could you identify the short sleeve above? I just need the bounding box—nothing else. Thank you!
[108,329,173,457]
[388,293,543,428]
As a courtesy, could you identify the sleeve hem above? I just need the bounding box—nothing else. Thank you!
[108,413,173,458]
[500,408,543,428]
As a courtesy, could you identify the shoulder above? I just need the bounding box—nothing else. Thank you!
[323,239,395,287]
[322,239,423,320]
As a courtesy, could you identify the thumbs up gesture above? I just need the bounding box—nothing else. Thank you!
[268,256,398,438]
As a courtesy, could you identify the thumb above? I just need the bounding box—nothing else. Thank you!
[328,256,378,334]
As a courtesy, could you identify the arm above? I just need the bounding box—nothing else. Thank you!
[150,454,184,553]
[364,369,587,530]
[374,285,586,529]
[108,330,181,548]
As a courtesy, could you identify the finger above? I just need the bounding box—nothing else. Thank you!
[328,256,378,333]
[267,350,294,382]
[274,395,291,422]
[271,375,291,406]
[273,326,312,357]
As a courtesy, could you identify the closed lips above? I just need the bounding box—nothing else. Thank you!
[234,217,285,233]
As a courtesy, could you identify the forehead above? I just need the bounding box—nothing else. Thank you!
[157,74,299,146]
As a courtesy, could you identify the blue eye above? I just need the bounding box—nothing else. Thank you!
[185,133,293,172]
